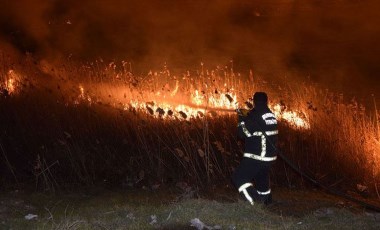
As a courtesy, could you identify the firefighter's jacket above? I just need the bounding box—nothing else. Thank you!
[237,104,278,161]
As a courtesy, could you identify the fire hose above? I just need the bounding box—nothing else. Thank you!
[236,109,380,212]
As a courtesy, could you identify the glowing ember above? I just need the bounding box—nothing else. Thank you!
[2,70,19,95]
[170,80,179,97]
[75,84,92,104]
[6,78,15,94]
[191,90,203,106]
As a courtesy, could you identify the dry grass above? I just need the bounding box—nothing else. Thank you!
[270,81,380,191]
[0,50,379,197]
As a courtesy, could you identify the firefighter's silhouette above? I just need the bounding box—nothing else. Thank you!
[232,92,278,205]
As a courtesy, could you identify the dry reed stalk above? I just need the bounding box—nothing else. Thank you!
[374,96,380,140]
[34,154,60,192]
[0,142,19,185]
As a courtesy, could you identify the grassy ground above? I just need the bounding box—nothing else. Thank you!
[1,186,380,230]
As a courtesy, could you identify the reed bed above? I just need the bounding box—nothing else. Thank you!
[0,52,379,196]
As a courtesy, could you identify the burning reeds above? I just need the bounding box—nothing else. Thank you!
[0,55,379,195]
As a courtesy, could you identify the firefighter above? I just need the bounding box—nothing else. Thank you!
[232,92,278,205]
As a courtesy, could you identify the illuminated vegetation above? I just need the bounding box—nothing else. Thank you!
[0,52,379,196]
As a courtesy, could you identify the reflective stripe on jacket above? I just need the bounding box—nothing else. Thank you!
[237,105,278,159]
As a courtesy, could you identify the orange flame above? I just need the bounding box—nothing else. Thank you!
[75,82,309,129]
[272,103,310,129]
[3,70,19,95]
[75,84,92,105]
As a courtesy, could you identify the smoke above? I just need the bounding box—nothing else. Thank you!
[1,0,380,93]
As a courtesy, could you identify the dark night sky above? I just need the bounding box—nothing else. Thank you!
[1,0,380,94]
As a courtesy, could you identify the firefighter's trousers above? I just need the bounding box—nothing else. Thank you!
[232,157,273,205]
